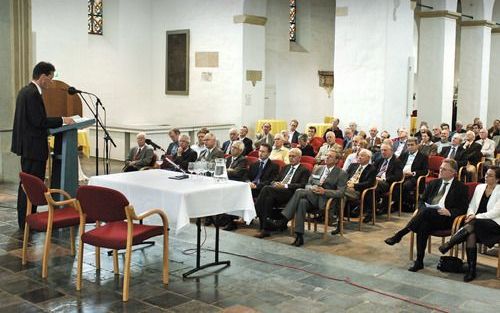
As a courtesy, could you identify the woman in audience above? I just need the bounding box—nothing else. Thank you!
[488,119,500,138]
[418,129,437,157]
[438,166,500,282]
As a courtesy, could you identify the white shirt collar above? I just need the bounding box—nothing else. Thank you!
[32,81,42,95]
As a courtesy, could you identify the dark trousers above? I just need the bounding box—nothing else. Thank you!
[255,186,294,230]
[402,177,416,208]
[409,208,454,263]
[17,157,46,228]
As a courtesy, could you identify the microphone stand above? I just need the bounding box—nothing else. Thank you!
[94,96,116,175]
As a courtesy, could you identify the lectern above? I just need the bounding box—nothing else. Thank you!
[49,118,95,196]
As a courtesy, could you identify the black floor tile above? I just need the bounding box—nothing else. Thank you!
[0,301,45,313]
[20,287,65,304]
[0,276,44,295]
[143,291,191,309]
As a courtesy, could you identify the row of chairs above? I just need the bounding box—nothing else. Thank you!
[19,172,169,302]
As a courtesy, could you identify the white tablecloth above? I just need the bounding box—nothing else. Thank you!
[88,170,256,234]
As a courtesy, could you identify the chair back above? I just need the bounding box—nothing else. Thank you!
[76,185,129,222]
[300,156,316,165]
[337,159,345,169]
[272,159,286,171]
[300,162,314,173]
[310,137,324,153]
[246,156,259,167]
[464,182,479,202]
[149,153,158,167]
[428,155,444,177]
[19,172,48,206]
[335,138,344,146]
[247,150,259,158]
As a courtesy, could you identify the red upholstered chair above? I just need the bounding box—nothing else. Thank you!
[426,155,444,184]
[272,159,286,172]
[75,185,169,302]
[335,138,344,146]
[300,162,314,173]
[310,137,324,153]
[19,172,80,278]
[246,156,259,167]
[248,150,259,158]
[300,156,316,166]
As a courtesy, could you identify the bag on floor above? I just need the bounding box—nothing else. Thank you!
[437,256,464,273]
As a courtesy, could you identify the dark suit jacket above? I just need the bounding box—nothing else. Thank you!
[226,155,248,181]
[367,136,382,152]
[307,165,347,199]
[398,151,429,177]
[166,141,179,156]
[462,142,482,165]
[222,140,232,154]
[248,159,279,190]
[374,156,404,184]
[418,178,468,219]
[125,145,155,169]
[392,139,407,155]
[171,147,197,171]
[197,147,225,162]
[322,127,343,142]
[290,131,300,144]
[439,146,467,168]
[241,137,253,155]
[346,163,377,192]
[11,83,63,161]
[299,144,315,157]
[275,164,310,192]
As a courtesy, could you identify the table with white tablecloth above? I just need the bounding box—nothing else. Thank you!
[88,169,256,234]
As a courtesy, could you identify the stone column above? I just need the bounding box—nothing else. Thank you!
[0,0,32,182]
[488,27,500,125]
[416,10,460,127]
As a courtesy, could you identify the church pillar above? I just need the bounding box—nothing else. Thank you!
[0,0,32,182]
[457,0,496,124]
[416,9,460,127]
[488,27,500,125]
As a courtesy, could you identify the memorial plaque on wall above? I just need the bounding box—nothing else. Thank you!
[165,29,190,95]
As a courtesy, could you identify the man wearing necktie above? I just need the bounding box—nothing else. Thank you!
[222,128,239,155]
[439,134,467,169]
[399,137,429,211]
[247,144,279,198]
[197,133,224,162]
[385,158,468,272]
[254,148,310,239]
[277,149,347,246]
[225,141,248,182]
[123,132,154,172]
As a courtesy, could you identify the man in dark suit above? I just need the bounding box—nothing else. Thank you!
[288,119,300,144]
[162,134,197,171]
[247,143,279,198]
[239,126,253,156]
[124,132,155,171]
[254,122,274,147]
[392,129,408,158]
[166,128,180,156]
[344,149,377,222]
[226,141,248,182]
[461,130,482,181]
[439,134,467,168]
[254,148,310,238]
[384,159,468,272]
[367,126,382,153]
[297,134,315,157]
[279,149,347,246]
[222,128,240,155]
[370,143,403,222]
[399,137,429,211]
[322,118,343,141]
[197,133,225,162]
[11,62,75,229]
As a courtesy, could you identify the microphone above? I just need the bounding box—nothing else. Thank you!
[67,86,85,95]
[145,139,165,152]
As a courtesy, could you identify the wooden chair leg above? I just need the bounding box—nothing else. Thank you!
[76,241,84,291]
[70,226,75,256]
[95,247,101,270]
[113,250,119,275]
[22,224,30,265]
[42,224,53,278]
[387,194,392,221]
[123,242,133,302]
[409,232,414,261]
[163,233,169,285]
[359,202,364,231]
[398,187,402,216]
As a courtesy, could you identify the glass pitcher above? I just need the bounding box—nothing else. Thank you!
[213,158,227,181]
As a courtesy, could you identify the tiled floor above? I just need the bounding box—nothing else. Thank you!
[0,157,499,312]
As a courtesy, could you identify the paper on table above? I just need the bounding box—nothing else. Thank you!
[424,202,442,209]
[69,115,94,124]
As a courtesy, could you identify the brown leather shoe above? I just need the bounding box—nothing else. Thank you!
[254,231,270,238]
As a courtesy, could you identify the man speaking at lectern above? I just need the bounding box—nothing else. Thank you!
[11,62,75,229]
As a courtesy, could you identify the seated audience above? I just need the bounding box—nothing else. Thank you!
[239,125,253,155]
[162,134,197,171]
[450,121,466,138]
[418,129,437,157]
[288,119,300,144]
[462,130,482,182]
[435,129,451,154]
[247,143,280,198]
[393,128,408,158]
[477,128,496,164]
[414,122,428,142]
[255,122,274,147]
[280,130,292,149]
[297,133,315,157]
[197,133,224,161]
[254,148,310,238]
[307,126,317,140]
[166,128,180,156]
[367,126,382,152]
[270,134,290,164]
[399,137,429,211]
[342,136,367,171]
[384,159,468,272]
[343,127,354,150]
[438,166,500,282]
[277,149,347,246]
[191,128,209,157]
[380,130,390,140]
[323,118,343,141]
[431,125,441,142]
[226,141,248,182]
[349,122,359,136]
[472,123,481,141]
[440,133,467,169]
[315,131,342,164]
[222,128,240,155]
[123,132,154,172]
[488,119,500,138]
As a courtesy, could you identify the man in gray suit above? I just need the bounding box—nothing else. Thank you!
[197,133,225,162]
[123,132,154,171]
[254,122,274,148]
[278,149,348,246]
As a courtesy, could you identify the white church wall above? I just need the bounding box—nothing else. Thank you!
[265,0,336,130]
[334,0,414,135]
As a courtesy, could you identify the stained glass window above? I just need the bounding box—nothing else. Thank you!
[88,0,103,35]
[289,0,296,41]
